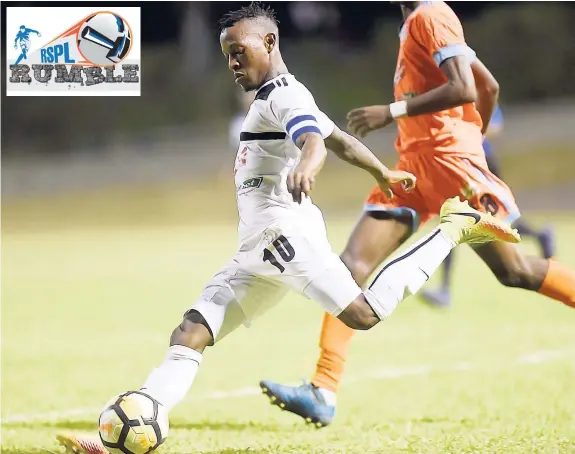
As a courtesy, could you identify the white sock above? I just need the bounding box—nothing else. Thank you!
[317,388,337,407]
[364,229,455,320]
[141,345,202,411]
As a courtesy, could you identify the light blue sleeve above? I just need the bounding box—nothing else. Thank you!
[433,44,476,67]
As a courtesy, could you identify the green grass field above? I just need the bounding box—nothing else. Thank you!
[3,183,575,454]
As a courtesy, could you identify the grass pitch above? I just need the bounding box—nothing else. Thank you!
[2,184,575,454]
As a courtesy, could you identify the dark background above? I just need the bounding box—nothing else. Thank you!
[3,1,575,156]
[1,2,533,44]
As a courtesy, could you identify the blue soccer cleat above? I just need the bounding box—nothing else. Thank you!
[259,380,335,428]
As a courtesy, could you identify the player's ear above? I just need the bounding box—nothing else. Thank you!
[264,33,276,53]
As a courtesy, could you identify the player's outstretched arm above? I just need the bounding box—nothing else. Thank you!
[324,126,416,197]
[347,5,496,138]
[346,57,478,138]
[288,131,328,204]
[471,58,500,135]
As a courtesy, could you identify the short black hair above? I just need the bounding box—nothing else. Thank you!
[218,2,278,33]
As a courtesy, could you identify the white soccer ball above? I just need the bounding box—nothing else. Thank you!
[99,391,169,454]
[77,12,131,66]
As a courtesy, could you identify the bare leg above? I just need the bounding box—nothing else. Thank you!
[474,241,574,309]
[486,152,555,259]
[311,212,413,392]
[473,242,549,290]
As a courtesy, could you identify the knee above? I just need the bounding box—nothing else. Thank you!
[340,251,373,287]
[338,300,379,331]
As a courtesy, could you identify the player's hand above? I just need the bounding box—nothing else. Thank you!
[376,170,416,199]
[287,165,316,204]
[37,32,41,37]
[347,105,393,138]
[14,43,17,49]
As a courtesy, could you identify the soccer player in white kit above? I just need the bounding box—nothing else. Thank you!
[58,4,520,453]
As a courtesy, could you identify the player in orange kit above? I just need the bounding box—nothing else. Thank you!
[421,104,556,308]
[260,1,575,427]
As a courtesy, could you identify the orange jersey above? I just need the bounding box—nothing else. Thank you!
[394,1,483,155]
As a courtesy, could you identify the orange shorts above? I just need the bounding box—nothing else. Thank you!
[365,151,520,229]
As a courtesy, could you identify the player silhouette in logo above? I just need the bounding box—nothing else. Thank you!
[14,25,41,65]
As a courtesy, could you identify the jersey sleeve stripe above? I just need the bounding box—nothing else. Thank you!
[286,115,317,133]
[287,118,320,134]
[291,125,322,143]
[433,44,476,67]
[240,131,287,141]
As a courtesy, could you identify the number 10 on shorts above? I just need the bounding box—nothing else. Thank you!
[262,235,296,273]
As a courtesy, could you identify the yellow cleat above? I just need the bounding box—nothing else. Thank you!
[56,433,109,454]
[439,197,521,246]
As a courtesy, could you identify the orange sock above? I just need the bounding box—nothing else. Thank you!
[538,260,575,308]
[311,313,355,392]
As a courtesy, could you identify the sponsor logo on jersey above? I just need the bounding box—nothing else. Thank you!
[239,177,263,190]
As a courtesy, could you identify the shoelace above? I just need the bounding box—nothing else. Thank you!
[299,380,324,404]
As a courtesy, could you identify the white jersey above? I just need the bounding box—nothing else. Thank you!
[188,73,361,343]
[233,73,335,243]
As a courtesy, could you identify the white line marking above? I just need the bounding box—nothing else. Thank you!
[516,349,570,364]
[2,349,572,425]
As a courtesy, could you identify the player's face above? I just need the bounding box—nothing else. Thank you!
[220,21,273,92]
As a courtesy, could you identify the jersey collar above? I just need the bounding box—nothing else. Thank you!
[256,73,293,96]
[398,1,434,37]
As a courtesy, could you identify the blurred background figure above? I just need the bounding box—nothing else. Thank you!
[219,90,256,180]
[179,2,212,82]
[288,1,341,39]
[421,105,557,308]
[229,90,256,151]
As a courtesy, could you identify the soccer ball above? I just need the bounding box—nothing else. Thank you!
[77,12,132,66]
[98,391,168,454]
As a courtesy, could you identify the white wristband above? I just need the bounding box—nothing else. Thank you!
[389,101,408,119]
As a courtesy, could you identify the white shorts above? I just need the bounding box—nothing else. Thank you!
[189,206,362,342]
